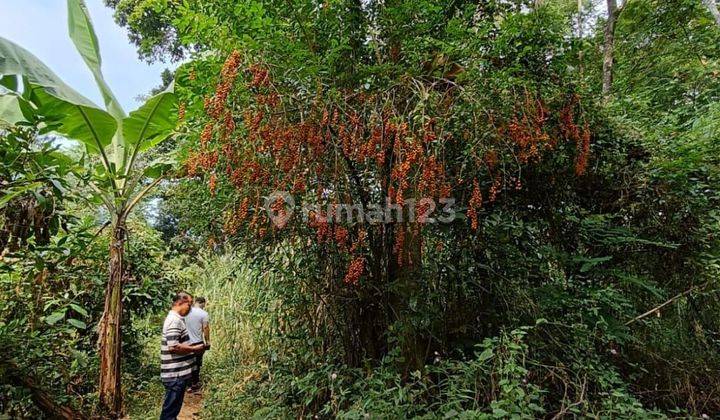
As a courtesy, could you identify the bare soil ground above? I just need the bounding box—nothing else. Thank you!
[178,390,202,420]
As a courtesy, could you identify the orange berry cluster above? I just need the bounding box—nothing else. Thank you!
[208,173,218,196]
[186,51,592,286]
[186,150,218,177]
[308,211,331,243]
[502,92,552,164]
[208,50,242,120]
[467,179,483,231]
[575,124,591,176]
[249,64,270,88]
[343,256,365,285]
[560,95,592,176]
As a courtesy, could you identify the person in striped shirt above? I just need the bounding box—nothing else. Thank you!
[160,292,207,420]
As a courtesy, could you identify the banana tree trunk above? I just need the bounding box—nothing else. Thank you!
[98,219,126,417]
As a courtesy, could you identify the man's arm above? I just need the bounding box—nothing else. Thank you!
[168,342,205,355]
[203,324,210,345]
[164,320,204,354]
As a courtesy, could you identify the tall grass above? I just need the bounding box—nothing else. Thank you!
[184,251,265,366]
[125,248,274,418]
[174,248,276,417]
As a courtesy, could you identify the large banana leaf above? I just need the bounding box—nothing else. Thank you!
[0,96,24,125]
[67,0,125,120]
[123,86,177,153]
[0,86,28,125]
[0,74,18,91]
[0,36,117,154]
[67,0,127,170]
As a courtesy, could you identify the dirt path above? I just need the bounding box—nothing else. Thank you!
[178,390,203,420]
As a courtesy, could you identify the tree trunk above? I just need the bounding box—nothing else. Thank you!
[578,0,584,76]
[343,231,389,367]
[97,219,126,417]
[703,0,720,27]
[602,0,620,99]
[387,224,425,374]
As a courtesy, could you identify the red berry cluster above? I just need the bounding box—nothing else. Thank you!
[560,95,592,176]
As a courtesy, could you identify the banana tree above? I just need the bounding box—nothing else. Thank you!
[0,0,177,416]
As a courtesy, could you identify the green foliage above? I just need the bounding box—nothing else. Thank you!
[102,0,720,417]
[0,205,176,416]
[0,3,182,413]
[0,127,86,251]
[0,117,177,417]
[1,0,719,417]
[147,248,672,418]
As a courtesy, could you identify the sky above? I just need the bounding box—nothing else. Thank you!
[0,0,169,112]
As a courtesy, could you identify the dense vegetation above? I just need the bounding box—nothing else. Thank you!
[1,0,719,418]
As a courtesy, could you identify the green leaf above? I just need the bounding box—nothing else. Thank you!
[0,36,117,154]
[123,88,178,153]
[69,303,89,317]
[0,75,18,91]
[492,408,509,417]
[0,90,27,125]
[575,255,613,273]
[0,80,34,126]
[477,348,493,362]
[45,311,65,325]
[33,87,118,155]
[143,155,176,179]
[67,318,87,329]
[0,37,98,109]
[0,181,43,207]
[67,0,125,120]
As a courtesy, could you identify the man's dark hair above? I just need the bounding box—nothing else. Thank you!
[195,296,206,305]
[172,291,192,305]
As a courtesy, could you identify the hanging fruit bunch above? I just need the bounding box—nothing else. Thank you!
[183,51,592,286]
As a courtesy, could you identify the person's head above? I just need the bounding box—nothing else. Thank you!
[172,292,193,316]
[194,296,207,309]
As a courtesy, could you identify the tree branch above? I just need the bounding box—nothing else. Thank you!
[625,281,710,326]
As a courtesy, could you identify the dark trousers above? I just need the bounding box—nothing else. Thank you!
[190,343,204,388]
[160,378,188,420]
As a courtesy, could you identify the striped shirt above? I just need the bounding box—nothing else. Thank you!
[160,310,195,383]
